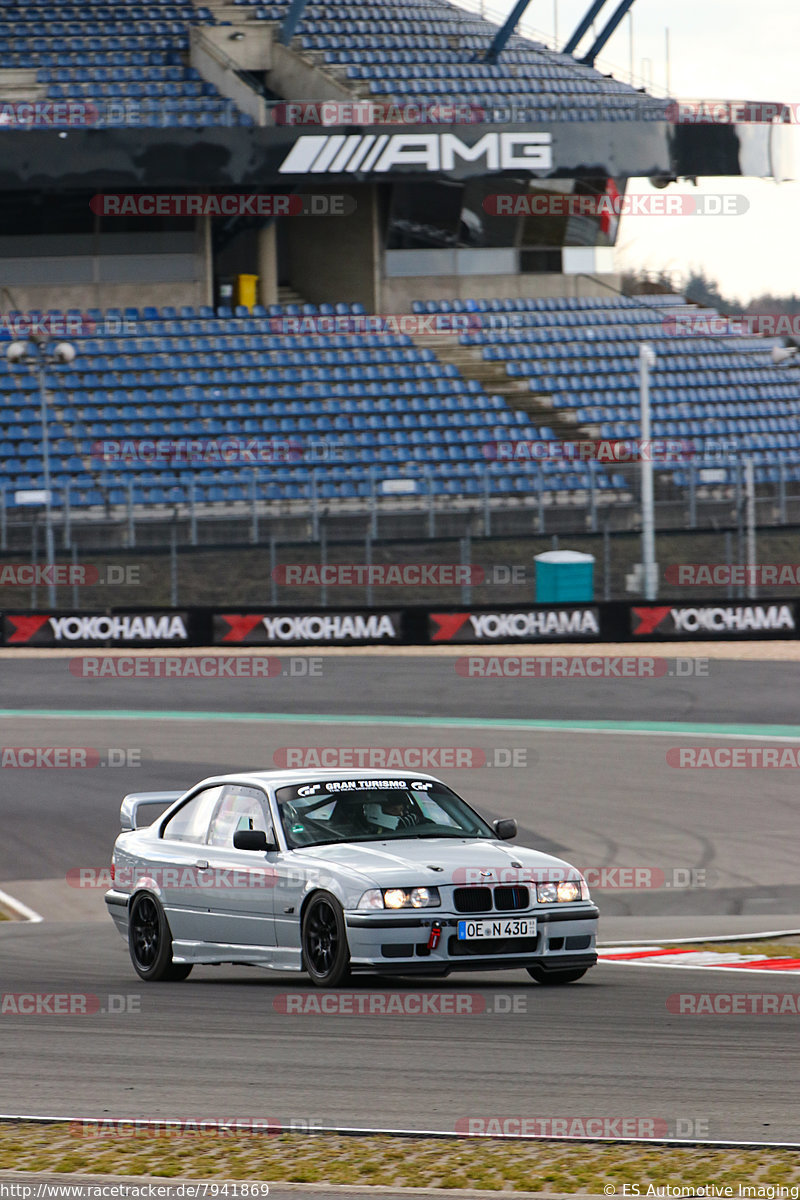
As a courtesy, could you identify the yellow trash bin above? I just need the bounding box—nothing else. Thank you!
[235,273,259,310]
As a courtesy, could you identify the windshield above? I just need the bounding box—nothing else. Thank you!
[275,778,495,848]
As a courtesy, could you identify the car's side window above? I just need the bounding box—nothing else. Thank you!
[206,785,273,849]
[162,786,224,844]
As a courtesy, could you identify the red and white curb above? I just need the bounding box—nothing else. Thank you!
[599,945,800,974]
[0,888,43,924]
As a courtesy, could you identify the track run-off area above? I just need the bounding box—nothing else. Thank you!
[1,643,800,1143]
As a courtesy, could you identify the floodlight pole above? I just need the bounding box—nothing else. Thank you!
[35,346,57,609]
[744,458,756,600]
[6,335,76,609]
[639,343,657,600]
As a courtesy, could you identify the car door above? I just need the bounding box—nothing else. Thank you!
[200,783,277,948]
[156,784,225,942]
[269,785,323,959]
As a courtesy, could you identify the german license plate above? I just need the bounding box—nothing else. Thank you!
[457,918,536,940]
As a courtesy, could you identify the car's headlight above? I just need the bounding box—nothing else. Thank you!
[536,879,586,903]
[556,880,581,902]
[357,887,441,910]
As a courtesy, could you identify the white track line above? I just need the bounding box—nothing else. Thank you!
[598,928,800,947]
[0,1114,798,1150]
[0,888,43,924]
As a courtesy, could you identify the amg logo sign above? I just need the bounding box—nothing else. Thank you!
[278,132,553,175]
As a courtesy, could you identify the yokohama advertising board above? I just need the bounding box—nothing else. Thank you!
[3,612,191,646]
[630,603,798,638]
[214,611,403,645]
[428,608,601,643]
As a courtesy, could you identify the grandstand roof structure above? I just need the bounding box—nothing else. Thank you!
[0,0,790,185]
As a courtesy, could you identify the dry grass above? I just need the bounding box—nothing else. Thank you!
[0,1125,797,1192]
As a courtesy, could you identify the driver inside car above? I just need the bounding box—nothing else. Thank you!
[363,797,419,833]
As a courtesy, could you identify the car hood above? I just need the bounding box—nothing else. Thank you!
[295,837,581,889]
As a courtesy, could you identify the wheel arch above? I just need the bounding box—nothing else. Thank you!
[299,887,353,971]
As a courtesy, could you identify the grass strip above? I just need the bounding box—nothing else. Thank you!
[0,1126,798,1192]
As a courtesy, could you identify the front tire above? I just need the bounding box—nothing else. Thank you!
[128,893,193,982]
[302,893,351,987]
[527,967,588,986]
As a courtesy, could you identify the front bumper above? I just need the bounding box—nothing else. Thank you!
[344,904,599,974]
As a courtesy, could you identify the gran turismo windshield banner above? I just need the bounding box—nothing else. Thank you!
[277,778,438,803]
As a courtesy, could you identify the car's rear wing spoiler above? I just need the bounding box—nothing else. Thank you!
[120,791,184,831]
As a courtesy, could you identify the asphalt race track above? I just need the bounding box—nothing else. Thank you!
[1,651,800,1144]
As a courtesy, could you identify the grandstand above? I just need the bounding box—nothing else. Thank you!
[0,0,252,127]
[2,293,799,514]
[0,0,667,127]
[0,0,796,528]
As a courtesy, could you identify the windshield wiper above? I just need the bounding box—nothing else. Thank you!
[403,831,484,839]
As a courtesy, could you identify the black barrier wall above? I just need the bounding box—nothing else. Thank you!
[2,601,799,646]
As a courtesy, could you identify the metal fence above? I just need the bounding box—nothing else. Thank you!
[4,457,800,554]
[3,462,800,609]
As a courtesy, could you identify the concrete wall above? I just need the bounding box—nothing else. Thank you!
[0,228,209,311]
[380,271,624,311]
[285,186,382,309]
[193,23,273,72]
[190,27,268,125]
[268,42,354,106]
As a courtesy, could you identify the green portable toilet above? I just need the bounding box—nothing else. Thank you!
[534,550,595,603]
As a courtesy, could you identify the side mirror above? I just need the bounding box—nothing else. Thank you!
[233,829,274,852]
[493,818,517,841]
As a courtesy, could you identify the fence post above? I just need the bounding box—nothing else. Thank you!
[482,468,491,537]
[365,529,373,608]
[71,541,79,609]
[63,482,72,549]
[0,488,5,552]
[427,471,435,538]
[31,514,38,609]
[127,482,135,548]
[460,533,471,606]
[250,472,258,544]
[270,536,278,606]
[735,461,744,599]
[603,521,611,601]
[320,523,328,608]
[688,462,697,529]
[311,472,319,541]
[588,462,597,532]
[369,468,378,538]
[778,460,787,524]
[536,469,544,534]
[724,529,734,600]
[189,475,198,546]
[170,525,178,607]
[744,459,756,601]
